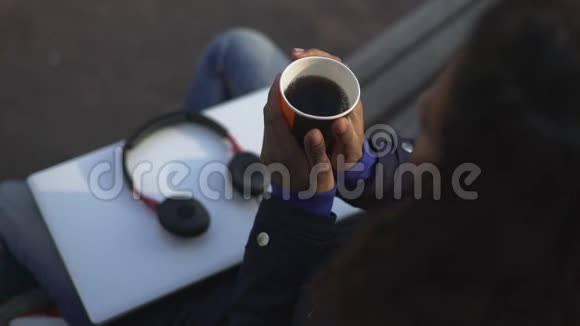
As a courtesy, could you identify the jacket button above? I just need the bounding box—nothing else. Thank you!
[257,232,270,247]
[402,142,414,153]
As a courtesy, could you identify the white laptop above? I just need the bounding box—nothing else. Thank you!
[27,89,360,324]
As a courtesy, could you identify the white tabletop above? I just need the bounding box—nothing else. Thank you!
[27,88,360,324]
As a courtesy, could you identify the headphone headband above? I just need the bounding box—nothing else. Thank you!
[124,112,230,150]
[122,111,235,194]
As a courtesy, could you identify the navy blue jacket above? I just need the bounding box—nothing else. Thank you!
[226,139,414,326]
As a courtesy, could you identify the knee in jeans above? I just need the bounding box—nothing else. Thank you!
[222,27,269,45]
[213,27,275,56]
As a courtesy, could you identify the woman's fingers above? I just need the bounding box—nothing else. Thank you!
[332,118,361,165]
[263,74,292,139]
[304,129,335,192]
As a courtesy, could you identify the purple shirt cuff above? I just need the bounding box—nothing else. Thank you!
[343,140,378,189]
[270,184,336,216]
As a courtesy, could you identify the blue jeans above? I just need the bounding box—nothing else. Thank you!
[186,28,289,113]
[0,28,288,326]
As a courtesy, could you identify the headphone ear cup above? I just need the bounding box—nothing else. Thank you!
[158,198,210,238]
[228,152,266,197]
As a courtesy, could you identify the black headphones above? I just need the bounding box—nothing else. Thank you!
[122,112,265,238]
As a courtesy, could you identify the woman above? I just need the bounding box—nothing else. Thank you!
[228,0,580,325]
[3,0,579,325]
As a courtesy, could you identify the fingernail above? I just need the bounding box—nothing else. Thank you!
[292,48,305,55]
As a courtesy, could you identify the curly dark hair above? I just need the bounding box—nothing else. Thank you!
[310,0,580,325]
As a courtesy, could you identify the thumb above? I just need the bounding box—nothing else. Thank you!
[304,129,334,192]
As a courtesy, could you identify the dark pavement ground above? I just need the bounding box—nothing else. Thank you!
[0,0,423,179]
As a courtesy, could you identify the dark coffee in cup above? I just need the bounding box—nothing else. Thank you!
[284,76,349,117]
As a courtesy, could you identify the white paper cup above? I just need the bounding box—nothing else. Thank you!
[278,56,361,150]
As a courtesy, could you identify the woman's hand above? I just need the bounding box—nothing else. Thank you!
[260,75,335,193]
[291,48,366,172]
